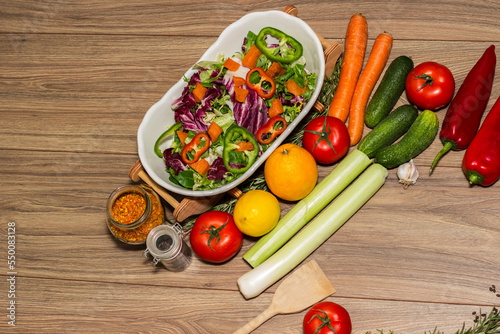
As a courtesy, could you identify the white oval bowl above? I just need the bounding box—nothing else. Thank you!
[137,10,325,197]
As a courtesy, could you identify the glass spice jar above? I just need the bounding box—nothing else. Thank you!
[106,184,164,245]
[144,224,192,272]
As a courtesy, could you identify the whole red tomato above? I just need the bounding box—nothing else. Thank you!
[303,301,352,334]
[406,61,455,111]
[302,116,350,164]
[189,211,242,263]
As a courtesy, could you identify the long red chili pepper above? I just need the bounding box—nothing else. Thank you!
[430,45,496,173]
[462,95,500,186]
[181,133,210,164]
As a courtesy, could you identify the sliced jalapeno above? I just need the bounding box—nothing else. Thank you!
[223,126,259,174]
[154,122,183,158]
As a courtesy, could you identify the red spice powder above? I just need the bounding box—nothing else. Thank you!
[111,191,146,225]
[108,187,164,244]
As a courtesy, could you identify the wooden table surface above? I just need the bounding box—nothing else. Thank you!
[1,1,499,333]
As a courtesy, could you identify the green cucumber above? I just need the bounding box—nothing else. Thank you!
[365,56,414,128]
[358,104,418,158]
[374,110,439,169]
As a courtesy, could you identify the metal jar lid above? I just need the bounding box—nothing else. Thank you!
[144,224,191,271]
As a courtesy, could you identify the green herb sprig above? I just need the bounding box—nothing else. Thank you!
[365,307,500,334]
[286,58,342,146]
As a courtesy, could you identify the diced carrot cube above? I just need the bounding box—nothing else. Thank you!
[223,58,241,72]
[192,82,207,102]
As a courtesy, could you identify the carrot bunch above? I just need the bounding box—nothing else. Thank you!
[328,13,368,123]
[328,13,393,146]
[348,32,393,145]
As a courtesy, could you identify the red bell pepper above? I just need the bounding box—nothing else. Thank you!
[462,95,500,186]
[181,133,210,164]
[430,45,496,173]
[246,67,276,99]
[255,116,287,145]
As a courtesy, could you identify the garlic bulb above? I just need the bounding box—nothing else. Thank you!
[397,159,419,189]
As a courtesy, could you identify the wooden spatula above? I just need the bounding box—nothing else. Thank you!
[233,260,335,334]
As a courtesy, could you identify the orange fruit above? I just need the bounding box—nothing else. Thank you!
[264,143,318,201]
[233,190,281,237]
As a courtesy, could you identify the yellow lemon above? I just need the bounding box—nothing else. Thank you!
[233,190,281,237]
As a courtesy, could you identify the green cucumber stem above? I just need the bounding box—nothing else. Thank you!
[429,141,454,175]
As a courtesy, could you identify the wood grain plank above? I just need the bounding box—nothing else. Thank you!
[2,1,500,331]
[0,33,211,155]
[1,32,498,167]
[1,1,500,42]
[1,149,498,307]
[0,276,493,333]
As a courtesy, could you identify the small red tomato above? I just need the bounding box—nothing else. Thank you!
[303,301,352,334]
[406,61,455,111]
[302,116,350,165]
[189,211,242,263]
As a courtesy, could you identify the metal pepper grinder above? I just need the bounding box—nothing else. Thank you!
[144,223,192,272]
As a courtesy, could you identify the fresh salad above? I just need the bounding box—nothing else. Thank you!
[154,26,317,191]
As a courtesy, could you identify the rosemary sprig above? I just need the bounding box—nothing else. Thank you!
[286,58,342,146]
[319,58,342,108]
[365,307,500,334]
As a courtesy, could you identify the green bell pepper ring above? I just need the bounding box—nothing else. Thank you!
[154,122,183,158]
[223,126,259,174]
[255,27,303,64]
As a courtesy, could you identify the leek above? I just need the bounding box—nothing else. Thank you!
[237,163,388,299]
[243,149,372,268]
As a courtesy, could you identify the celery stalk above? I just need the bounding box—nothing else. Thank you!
[243,149,372,268]
[237,163,388,299]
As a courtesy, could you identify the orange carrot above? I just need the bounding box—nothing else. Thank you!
[235,141,255,152]
[176,131,189,146]
[234,86,249,103]
[192,82,207,103]
[268,99,284,118]
[207,121,223,143]
[189,159,210,175]
[233,76,246,87]
[266,62,283,78]
[348,32,393,145]
[327,13,368,122]
[286,79,307,97]
[223,57,241,72]
[241,45,262,69]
